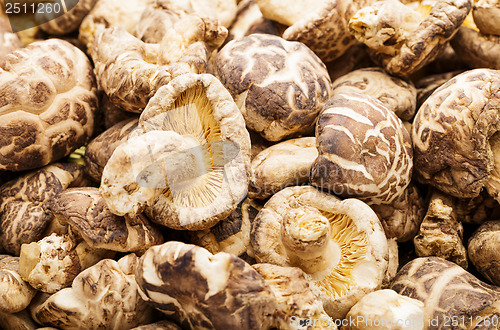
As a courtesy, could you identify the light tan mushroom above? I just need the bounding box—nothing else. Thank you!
[0,163,84,255]
[349,0,471,76]
[249,137,318,199]
[31,254,154,329]
[0,38,98,171]
[101,94,139,129]
[468,221,500,286]
[36,0,98,35]
[135,241,279,329]
[215,33,333,141]
[415,70,464,108]
[0,13,21,57]
[0,309,37,330]
[250,185,389,319]
[0,255,36,314]
[101,73,251,231]
[450,26,500,69]
[473,0,500,36]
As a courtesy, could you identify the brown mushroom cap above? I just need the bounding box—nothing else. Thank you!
[215,33,333,142]
[0,163,84,255]
[36,0,98,35]
[135,241,279,329]
[0,255,36,314]
[0,309,37,330]
[331,67,417,121]
[349,0,471,76]
[131,320,182,330]
[473,0,500,36]
[412,69,500,199]
[0,39,98,171]
[450,26,500,70]
[468,220,500,286]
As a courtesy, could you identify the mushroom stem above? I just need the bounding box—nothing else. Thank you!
[281,206,339,274]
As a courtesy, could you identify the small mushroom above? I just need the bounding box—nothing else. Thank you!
[413,190,468,269]
[450,26,500,70]
[135,241,279,329]
[391,257,500,328]
[349,0,471,76]
[0,163,84,255]
[31,254,154,329]
[249,137,318,199]
[468,221,500,286]
[215,33,333,141]
[473,0,500,36]
[36,0,98,35]
[0,39,98,171]
[0,14,21,57]
[331,67,417,121]
[0,255,36,314]
[101,73,251,231]
[250,185,389,319]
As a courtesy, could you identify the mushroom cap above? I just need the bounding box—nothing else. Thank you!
[412,69,500,199]
[36,0,98,35]
[135,241,278,329]
[415,70,464,108]
[310,92,413,206]
[131,320,182,330]
[450,26,500,70]
[349,0,471,76]
[331,67,417,121]
[48,187,164,253]
[0,38,98,171]
[249,137,318,199]
[0,255,36,313]
[31,255,154,329]
[468,220,500,286]
[0,15,21,58]
[215,33,333,142]
[0,163,84,255]
[473,0,500,36]
[0,309,38,330]
[250,185,388,319]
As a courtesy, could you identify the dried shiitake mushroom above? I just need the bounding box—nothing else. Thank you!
[0,255,36,314]
[391,257,500,327]
[100,94,139,129]
[450,26,500,70]
[31,254,154,329]
[468,221,500,286]
[331,67,417,121]
[415,70,464,108]
[412,69,500,200]
[249,137,318,199]
[0,163,84,255]
[131,320,182,330]
[0,309,37,330]
[251,185,389,319]
[135,241,279,329]
[473,0,500,36]
[215,33,333,142]
[349,0,471,76]
[0,14,21,57]
[84,118,139,183]
[101,73,251,230]
[0,39,98,171]
[36,0,98,35]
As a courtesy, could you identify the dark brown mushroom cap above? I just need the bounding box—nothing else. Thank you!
[450,26,500,70]
[473,0,500,36]
[412,69,500,199]
[310,92,413,205]
[48,187,163,253]
[215,33,333,142]
[37,0,98,35]
[0,39,98,171]
[468,221,500,286]
[0,163,84,255]
[391,257,500,326]
[84,118,139,183]
[135,241,278,330]
[0,255,36,314]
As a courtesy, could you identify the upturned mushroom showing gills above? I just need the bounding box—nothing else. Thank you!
[250,185,389,319]
[100,73,251,230]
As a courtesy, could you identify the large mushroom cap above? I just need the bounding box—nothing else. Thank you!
[215,33,333,142]
[251,185,388,319]
[450,26,500,70]
[0,38,98,171]
[468,220,500,286]
[0,255,36,314]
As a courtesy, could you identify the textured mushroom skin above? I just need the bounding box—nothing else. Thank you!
[412,69,500,198]
[0,39,98,171]
[0,255,37,313]
[0,15,21,57]
[473,0,500,36]
[468,221,500,286]
[136,242,278,330]
[451,27,500,70]
[37,0,98,35]
[215,34,333,142]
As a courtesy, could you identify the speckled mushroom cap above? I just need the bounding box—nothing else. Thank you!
[135,241,279,329]
[331,67,417,121]
[412,69,500,199]
[468,221,500,286]
[249,137,318,199]
[36,0,98,35]
[391,257,500,326]
[0,163,84,255]
[450,27,500,70]
[0,255,36,314]
[310,92,413,206]
[101,73,251,230]
[215,33,333,142]
[49,187,164,253]
[0,39,98,171]
[31,254,154,329]
[349,0,471,76]
[250,185,389,319]
[473,0,500,36]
